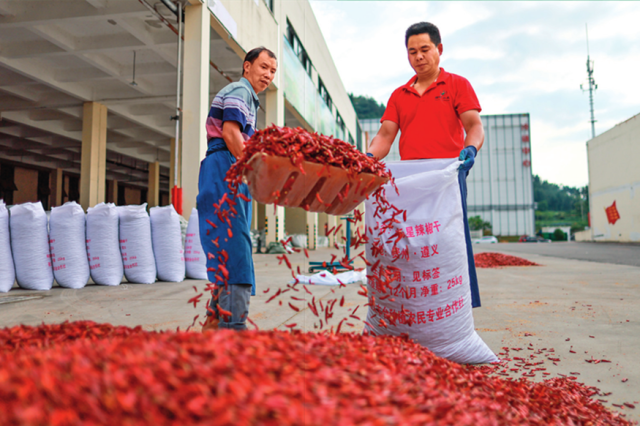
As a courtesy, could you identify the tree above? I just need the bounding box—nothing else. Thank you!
[349,93,386,119]
[468,215,491,231]
[553,228,567,241]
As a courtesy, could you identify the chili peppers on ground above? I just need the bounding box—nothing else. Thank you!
[0,321,632,426]
[474,252,540,268]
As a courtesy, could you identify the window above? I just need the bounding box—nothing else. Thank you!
[336,113,345,133]
[318,78,333,111]
[286,20,312,77]
[264,0,274,12]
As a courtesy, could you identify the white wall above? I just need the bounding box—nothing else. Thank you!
[587,113,640,242]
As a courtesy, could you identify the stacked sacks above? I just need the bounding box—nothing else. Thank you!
[49,202,90,289]
[150,205,185,282]
[9,202,53,291]
[184,208,207,280]
[117,204,156,284]
[86,203,123,286]
[0,200,15,292]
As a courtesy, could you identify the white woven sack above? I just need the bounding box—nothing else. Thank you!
[150,205,185,282]
[9,202,53,291]
[184,208,207,279]
[49,201,90,289]
[364,158,497,364]
[117,204,156,284]
[0,200,15,292]
[86,203,123,286]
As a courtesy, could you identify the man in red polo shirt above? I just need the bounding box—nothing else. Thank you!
[367,21,485,307]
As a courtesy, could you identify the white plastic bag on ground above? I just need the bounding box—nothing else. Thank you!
[293,270,366,286]
[184,208,208,280]
[9,202,53,291]
[0,200,15,292]
[365,159,497,364]
[49,201,90,289]
[117,204,156,284]
[86,203,123,286]
[150,205,185,282]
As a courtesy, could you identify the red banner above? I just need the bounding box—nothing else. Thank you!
[605,201,620,225]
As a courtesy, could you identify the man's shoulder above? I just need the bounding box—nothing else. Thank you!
[442,70,472,86]
[218,81,253,101]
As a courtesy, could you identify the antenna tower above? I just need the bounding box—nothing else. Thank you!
[580,24,597,139]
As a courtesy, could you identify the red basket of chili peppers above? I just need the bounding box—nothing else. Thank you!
[227,125,390,215]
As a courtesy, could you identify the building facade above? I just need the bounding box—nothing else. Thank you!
[582,112,640,242]
[0,0,361,249]
[467,113,535,237]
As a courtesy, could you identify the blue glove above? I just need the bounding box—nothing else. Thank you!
[458,146,477,172]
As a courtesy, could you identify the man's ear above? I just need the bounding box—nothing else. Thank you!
[242,60,250,76]
[438,44,443,55]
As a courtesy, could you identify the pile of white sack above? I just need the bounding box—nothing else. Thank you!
[0,201,209,292]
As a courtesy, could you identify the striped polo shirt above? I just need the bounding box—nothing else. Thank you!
[206,77,260,142]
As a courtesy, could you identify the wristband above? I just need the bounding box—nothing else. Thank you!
[366,153,374,158]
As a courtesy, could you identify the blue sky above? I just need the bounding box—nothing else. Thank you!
[309,1,640,188]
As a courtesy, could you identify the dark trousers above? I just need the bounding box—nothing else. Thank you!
[458,169,481,308]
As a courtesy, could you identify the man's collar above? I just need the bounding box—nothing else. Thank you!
[403,68,450,90]
[240,77,260,104]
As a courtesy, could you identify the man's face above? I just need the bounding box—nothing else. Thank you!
[407,33,442,76]
[243,51,277,94]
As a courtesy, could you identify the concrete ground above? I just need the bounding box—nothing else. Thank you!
[0,243,638,422]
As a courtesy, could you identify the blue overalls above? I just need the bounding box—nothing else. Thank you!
[196,78,259,329]
[197,140,255,295]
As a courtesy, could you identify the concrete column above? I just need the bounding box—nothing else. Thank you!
[181,3,210,214]
[306,211,317,250]
[50,168,63,207]
[148,161,160,208]
[80,101,107,211]
[327,214,337,247]
[266,205,285,245]
[265,87,285,244]
[169,138,182,202]
[109,180,118,204]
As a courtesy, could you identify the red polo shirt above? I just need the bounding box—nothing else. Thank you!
[381,68,481,160]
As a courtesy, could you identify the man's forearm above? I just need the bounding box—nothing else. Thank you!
[464,123,484,151]
[367,135,391,160]
[222,129,246,159]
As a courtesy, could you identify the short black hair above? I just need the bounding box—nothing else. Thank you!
[243,47,277,76]
[405,22,441,47]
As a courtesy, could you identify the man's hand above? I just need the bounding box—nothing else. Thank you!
[458,146,477,172]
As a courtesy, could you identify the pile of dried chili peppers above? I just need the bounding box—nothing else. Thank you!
[474,252,540,268]
[226,125,390,191]
[0,321,632,425]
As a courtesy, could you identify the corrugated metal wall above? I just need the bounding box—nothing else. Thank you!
[467,113,535,236]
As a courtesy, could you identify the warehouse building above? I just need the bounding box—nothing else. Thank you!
[360,113,535,237]
[576,112,640,242]
[0,0,361,249]
[466,113,535,237]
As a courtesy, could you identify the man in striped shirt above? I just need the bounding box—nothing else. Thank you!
[199,47,277,332]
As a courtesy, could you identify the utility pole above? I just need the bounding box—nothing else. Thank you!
[580,24,597,139]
